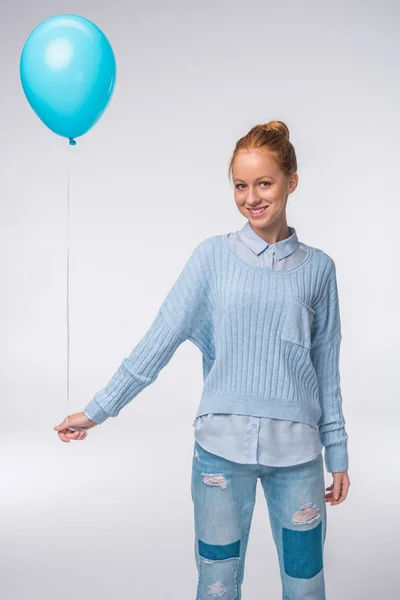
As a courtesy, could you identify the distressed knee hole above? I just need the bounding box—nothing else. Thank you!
[292,503,320,525]
[208,581,227,597]
[201,473,227,489]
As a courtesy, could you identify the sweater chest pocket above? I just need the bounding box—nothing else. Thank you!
[281,295,315,349]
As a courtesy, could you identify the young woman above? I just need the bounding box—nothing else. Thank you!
[54,120,351,600]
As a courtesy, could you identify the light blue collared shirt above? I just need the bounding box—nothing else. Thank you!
[193,222,323,466]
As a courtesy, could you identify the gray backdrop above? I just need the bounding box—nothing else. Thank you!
[1,1,398,598]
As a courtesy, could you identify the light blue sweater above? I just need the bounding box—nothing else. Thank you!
[194,222,322,467]
[83,233,349,473]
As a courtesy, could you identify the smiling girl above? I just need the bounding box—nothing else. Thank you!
[54,120,350,600]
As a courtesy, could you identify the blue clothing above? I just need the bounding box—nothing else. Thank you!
[192,440,327,599]
[193,223,323,467]
[83,231,349,473]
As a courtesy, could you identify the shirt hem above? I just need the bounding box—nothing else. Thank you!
[193,438,323,468]
[196,392,321,430]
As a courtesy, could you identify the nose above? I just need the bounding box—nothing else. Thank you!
[246,187,261,205]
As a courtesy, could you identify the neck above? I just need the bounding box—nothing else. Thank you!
[249,221,291,245]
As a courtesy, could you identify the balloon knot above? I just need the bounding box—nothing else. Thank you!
[69,138,77,146]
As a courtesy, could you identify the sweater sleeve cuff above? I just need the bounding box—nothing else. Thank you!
[324,441,349,473]
[83,402,110,425]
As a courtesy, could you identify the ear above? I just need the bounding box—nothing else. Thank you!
[288,172,299,194]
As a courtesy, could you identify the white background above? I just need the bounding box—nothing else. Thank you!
[1,1,399,598]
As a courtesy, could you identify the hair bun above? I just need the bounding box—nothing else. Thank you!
[228,119,297,180]
[263,120,290,140]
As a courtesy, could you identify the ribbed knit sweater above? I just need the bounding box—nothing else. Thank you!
[83,234,349,473]
[194,222,323,468]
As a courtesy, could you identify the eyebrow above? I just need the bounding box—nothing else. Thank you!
[233,175,276,182]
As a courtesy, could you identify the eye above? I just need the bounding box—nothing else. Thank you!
[235,182,272,189]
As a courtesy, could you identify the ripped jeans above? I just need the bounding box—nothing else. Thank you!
[191,441,327,600]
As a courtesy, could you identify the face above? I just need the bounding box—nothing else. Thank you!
[232,148,298,233]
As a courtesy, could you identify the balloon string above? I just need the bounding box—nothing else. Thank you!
[67,141,71,416]
[64,141,86,434]
[65,141,86,434]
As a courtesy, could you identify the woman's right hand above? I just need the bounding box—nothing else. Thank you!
[53,412,98,443]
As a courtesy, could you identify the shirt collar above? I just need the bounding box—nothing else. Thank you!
[237,221,299,260]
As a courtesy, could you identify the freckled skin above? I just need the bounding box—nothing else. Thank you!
[231,148,298,244]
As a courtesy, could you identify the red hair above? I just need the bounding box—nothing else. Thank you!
[228,120,297,182]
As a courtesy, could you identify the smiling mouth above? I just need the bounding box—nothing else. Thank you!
[248,206,268,215]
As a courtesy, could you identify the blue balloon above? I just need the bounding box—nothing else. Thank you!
[20,14,116,144]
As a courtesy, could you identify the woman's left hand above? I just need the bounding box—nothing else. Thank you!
[325,471,350,505]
